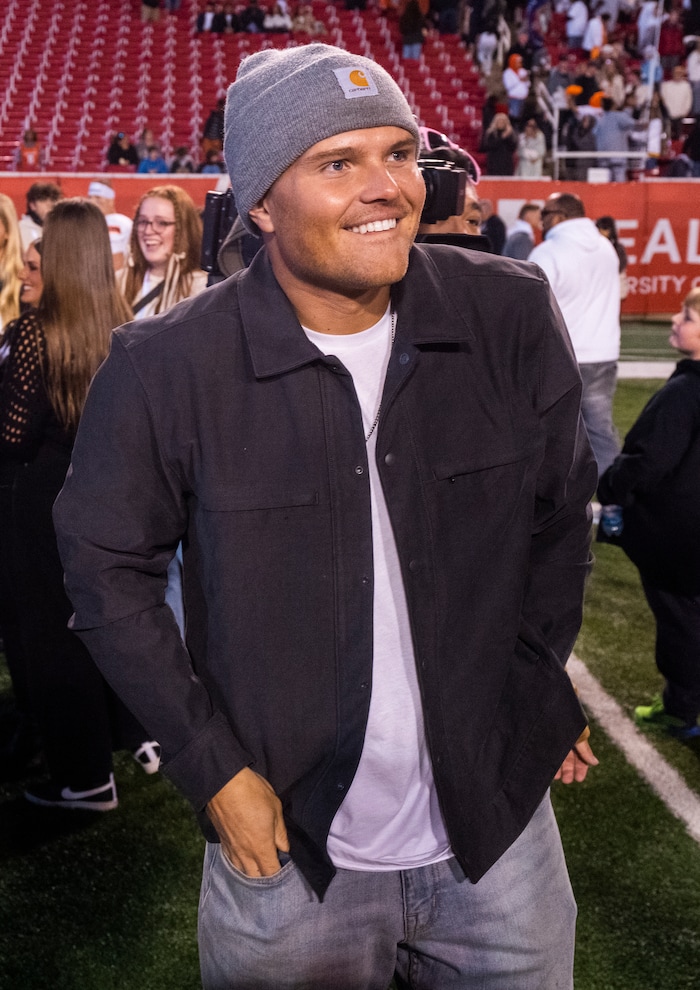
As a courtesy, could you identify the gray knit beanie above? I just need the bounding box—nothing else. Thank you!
[224,43,419,234]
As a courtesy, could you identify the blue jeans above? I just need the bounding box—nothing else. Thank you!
[579,360,620,478]
[597,158,627,182]
[198,794,576,989]
[508,97,524,120]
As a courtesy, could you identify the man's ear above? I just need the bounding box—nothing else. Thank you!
[248,198,274,234]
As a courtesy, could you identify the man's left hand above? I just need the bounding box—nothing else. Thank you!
[554,738,599,784]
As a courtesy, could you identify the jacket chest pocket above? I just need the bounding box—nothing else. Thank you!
[194,488,324,600]
[432,436,533,495]
[428,442,535,541]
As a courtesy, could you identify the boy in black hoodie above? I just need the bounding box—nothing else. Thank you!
[599,288,700,740]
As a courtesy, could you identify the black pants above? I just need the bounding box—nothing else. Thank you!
[641,576,700,725]
[0,444,146,788]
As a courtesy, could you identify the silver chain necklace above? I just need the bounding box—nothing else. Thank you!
[365,311,396,443]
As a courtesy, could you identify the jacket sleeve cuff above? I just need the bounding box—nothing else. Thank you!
[161,710,254,811]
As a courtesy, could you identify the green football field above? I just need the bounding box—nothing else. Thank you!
[1,375,698,990]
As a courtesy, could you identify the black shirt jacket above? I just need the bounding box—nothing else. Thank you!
[54,243,597,899]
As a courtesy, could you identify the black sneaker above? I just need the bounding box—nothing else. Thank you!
[24,772,118,811]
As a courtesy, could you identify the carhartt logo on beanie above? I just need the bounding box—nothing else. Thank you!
[332,67,378,97]
[224,43,419,234]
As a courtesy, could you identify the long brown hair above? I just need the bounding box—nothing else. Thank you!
[0,193,23,327]
[39,198,133,429]
[123,184,203,315]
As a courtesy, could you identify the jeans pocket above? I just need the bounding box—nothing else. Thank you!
[218,845,296,888]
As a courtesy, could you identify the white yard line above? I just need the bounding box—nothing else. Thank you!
[617,361,675,379]
[568,654,700,845]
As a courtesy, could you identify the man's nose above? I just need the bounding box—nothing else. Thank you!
[360,161,402,201]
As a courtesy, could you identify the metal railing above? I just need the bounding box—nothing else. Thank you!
[534,6,668,181]
[536,83,649,182]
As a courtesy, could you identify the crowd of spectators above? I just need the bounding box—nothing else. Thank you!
[188,0,700,179]
[195,0,327,35]
[10,0,700,180]
[104,116,231,174]
[466,0,700,178]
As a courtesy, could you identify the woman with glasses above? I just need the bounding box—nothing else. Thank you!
[122,184,207,319]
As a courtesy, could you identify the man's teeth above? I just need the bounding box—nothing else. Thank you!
[350,219,397,234]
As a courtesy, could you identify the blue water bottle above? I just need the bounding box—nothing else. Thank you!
[600,504,624,537]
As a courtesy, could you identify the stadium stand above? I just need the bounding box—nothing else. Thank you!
[0,0,485,172]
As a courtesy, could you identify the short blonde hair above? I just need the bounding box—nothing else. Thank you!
[683,287,700,316]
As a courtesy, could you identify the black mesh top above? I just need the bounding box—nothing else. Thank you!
[0,311,74,461]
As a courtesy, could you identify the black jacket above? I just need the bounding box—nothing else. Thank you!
[54,244,595,898]
[599,360,700,594]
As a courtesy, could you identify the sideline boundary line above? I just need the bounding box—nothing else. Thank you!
[617,361,674,379]
[568,654,700,844]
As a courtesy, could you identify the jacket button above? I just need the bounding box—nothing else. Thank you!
[384,452,395,465]
[355,465,364,475]
[409,559,419,572]
[336,781,345,791]
[399,352,410,365]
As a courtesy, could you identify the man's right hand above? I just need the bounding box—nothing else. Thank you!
[206,767,290,877]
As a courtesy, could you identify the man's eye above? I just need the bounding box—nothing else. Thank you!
[391,150,409,162]
[326,160,346,172]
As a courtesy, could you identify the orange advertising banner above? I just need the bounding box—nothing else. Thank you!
[1,173,697,316]
[470,179,700,317]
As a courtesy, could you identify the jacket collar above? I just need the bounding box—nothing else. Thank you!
[393,243,477,346]
[236,243,476,380]
[237,249,320,379]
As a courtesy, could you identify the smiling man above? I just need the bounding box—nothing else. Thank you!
[54,44,598,989]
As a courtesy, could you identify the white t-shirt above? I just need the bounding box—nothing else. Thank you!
[123,268,209,320]
[567,0,588,37]
[131,270,163,320]
[303,308,451,872]
[19,214,42,252]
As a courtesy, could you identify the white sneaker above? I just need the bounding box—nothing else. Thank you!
[131,741,161,775]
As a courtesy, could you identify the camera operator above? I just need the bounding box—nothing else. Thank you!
[414,129,492,253]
